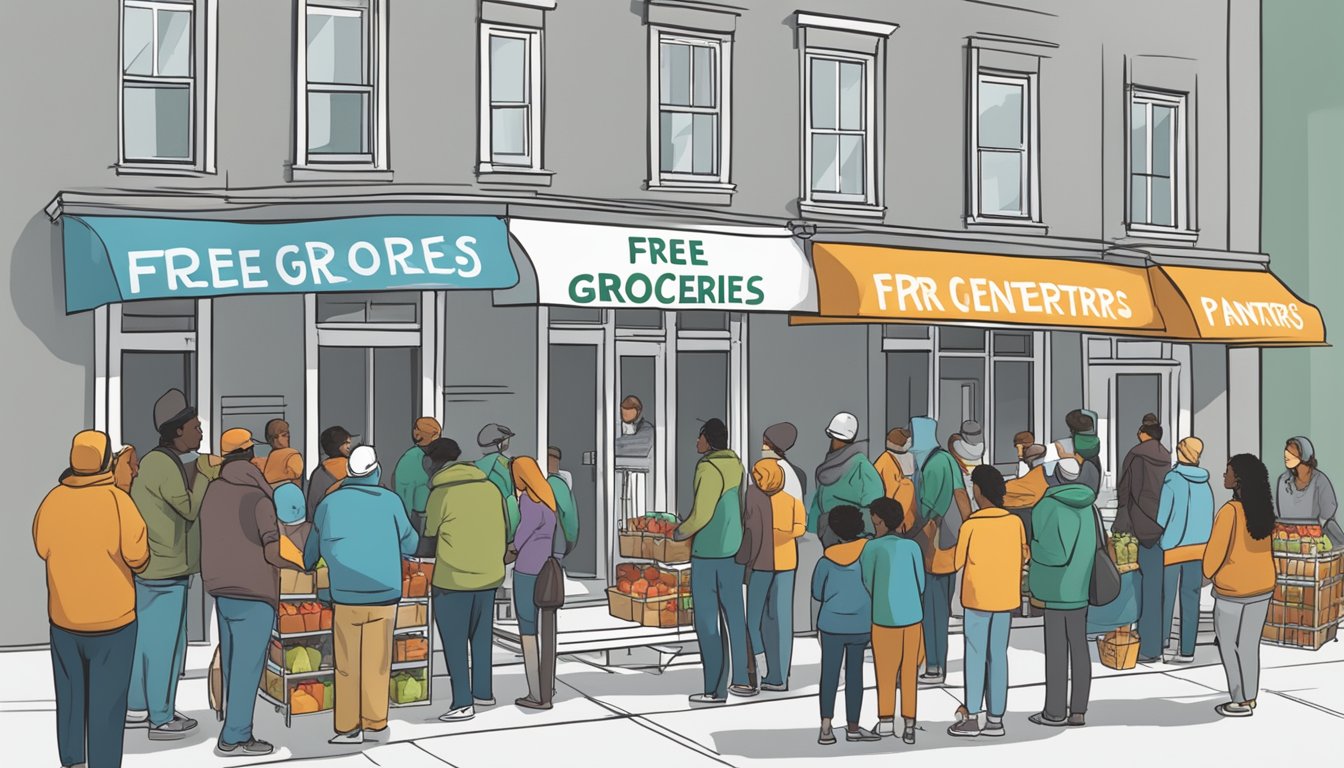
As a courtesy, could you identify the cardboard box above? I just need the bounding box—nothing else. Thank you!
[650,536,692,565]
[619,532,644,559]
[278,613,307,635]
[263,669,284,701]
[1262,624,1282,643]
[396,603,427,628]
[280,569,316,596]
[316,566,330,590]
[607,588,635,622]
[1097,629,1139,670]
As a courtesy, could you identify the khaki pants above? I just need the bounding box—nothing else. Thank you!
[333,604,396,733]
[872,623,923,720]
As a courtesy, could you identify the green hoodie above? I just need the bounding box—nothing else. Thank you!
[425,463,508,592]
[131,449,215,580]
[679,450,744,559]
[393,445,430,513]
[1028,483,1098,610]
[475,452,520,542]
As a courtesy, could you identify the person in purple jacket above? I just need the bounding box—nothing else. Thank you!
[509,456,559,711]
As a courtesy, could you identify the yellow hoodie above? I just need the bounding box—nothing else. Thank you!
[751,459,807,571]
[954,506,1029,612]
[33,431,150,633]
[1203,501,1275,599]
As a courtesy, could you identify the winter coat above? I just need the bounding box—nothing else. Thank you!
[809,441,884,546]
[1203,501,1275,599]
[861,534,926,627]
[1157,463,1215,564]
[736,460,806,572]
[762,422,809,502]
[200,460,291,610]
[393,445,431,513]
[33,432,149,632]
[304,468,418,605]
[1113,439,1172,547]
[955,506,1029,612]
[425,463,508,591]
[253,447,303,486]
[475,452,520,541]
[131,447,213,579]
[1003,465,1049,511]
[811,539,871,635]
[679,450,745,559]
[307,457,348,522]
[1028,483,1098,610]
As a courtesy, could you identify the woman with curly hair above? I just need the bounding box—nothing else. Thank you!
[1203,454,1276,717]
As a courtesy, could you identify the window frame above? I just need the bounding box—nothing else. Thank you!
[1126,88,1188,233]
[801,48,878,208]
[968,65,1040,224]
[117,0,216,174]
[478,23,544,173]
[647,28,734,190]
[295,0,388,172]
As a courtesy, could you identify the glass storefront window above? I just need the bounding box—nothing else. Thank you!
[615,309,664,330]
[121,299,196,333]
[676,350,728,510]
[937,356,986,447]
[939,326,986,351]
[549,307,604,324]
[316,292,419,325]
[882,324,930,339]
[992,331,1033,356]
[885,351,930,430]
[678,311,729,332]
[121,350,195,457]
[992,360,1034,468]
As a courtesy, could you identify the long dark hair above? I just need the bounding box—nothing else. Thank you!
[1229,454,1275,540]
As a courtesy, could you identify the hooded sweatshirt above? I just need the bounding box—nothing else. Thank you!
[680,449,745,559]
[912,417,967,574]
[1156,463,1214,564]
[200,459,290,609]
[307,457,349,522]
[34,432,150,632]
[306,468,419,604]
[132,445,211,580]
[809,441,884,546]
[811,540,871,635]
[1203,500,1275,599]
[547,473,580,557]
[762,422,808,502]
[475,451,520,542]
[1113,439,1172,547]
[425,463,508,591]
[737,460,806,572]
[1028,483,1098,610]
[273,483,311,568]
[860,534,926,627]
[393,445,431,513]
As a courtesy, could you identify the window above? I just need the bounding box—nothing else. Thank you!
[120,0,212,169]
[804,51,875,205]
[480,25,542,171]
[316,292,419,325]
[971,70,1037,220]
[298,0,385,169]
[1129,90,1186,230]
[650,31,731,187]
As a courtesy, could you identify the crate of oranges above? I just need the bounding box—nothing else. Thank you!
[608,563,684,628]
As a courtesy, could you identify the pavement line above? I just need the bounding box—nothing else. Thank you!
[1263,689,1344,720]
[409,739,462,766]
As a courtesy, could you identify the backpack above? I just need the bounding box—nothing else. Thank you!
[208,644,224,721]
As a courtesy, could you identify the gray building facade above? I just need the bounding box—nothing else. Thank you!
[4,0,1310,646]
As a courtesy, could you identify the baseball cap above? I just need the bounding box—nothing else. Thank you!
[825,412,859,442]
[348,445,379,477]
[220,428,258,455]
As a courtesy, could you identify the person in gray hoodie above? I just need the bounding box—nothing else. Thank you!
[1111,414,1172,662]
[809,413,884,549]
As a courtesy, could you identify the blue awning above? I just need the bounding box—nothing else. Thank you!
[60,214,517,313]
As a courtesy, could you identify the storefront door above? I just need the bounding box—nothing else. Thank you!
[1087,362,1177,493]
[317,346,419,450]
[547,336,604,579]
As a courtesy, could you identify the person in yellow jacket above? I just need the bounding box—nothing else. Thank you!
[948,465,1028,738]
[736,459,806,692]
[873,428,916,533]
[253,419,304,488]
[1204,454,1277,718]
[34,431,149,768]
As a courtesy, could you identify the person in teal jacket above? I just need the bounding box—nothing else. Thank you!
[392,417,441,557]
[675,418,752,705]
[861,497,926,743]
[546,447,580,557]
[1156,436,1215,663]
[910,415,969,685]
[1028,458,1097,728]
[809,412,884,547]
[475,424,519,541]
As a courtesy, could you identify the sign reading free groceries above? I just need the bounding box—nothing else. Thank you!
[61,214,515,312]
[508,219,818,312]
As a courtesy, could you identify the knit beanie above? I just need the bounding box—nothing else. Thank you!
[1177,437,1204,465]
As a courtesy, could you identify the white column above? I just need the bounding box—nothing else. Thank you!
[1227,347,1262,456]
[197,298,214,453]
[304,294,319,473]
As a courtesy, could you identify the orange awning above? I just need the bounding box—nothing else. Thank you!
[1146,265,1326,346]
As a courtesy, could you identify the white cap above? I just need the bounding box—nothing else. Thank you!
[348,445,379,477]
[825,412,859,442]
[1055,456,1082,480]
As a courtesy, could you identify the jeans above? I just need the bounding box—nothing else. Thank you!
[433,588,496,710]
[1215,594,1271,703]
[963,608,1011,717]
[1137,544,1166,658]
[746,570,795,687]
[127,576,190,727]
[922,572,954,672]
[690,556,750,697]
[51,621,136,768]
[513,572,539,635]
[216,597,276,745]
[1164,560,1202,657]
[1043,607,1091,720]
[333,604,396,734]
[818,631,868,723]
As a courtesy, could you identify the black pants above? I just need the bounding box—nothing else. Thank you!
[51,621,137,768]
[1043,607,1091,720]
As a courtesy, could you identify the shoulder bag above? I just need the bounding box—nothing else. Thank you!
[1088,504,1122,607]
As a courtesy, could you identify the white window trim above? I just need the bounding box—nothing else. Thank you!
[647,28,734,189]
[295,0,388,172]
[478,23,545,174]
[801,47,880,210]
[796,12,898,38]
[117,0,216,174]
[1126,88,1190,235]
[967,54,1040,224]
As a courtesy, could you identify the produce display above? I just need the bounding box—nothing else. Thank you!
[1110,533,1140,573]
[393,635,429,663]
[402,560,433,598]
[1265,524,1344,651]
[277,601,332,634]
[289,680,334,714]
[614,563,680,598]
[390,670,428,704]
[1271,524,1333,554]
[619,513,692,564]
[625,514,678,537]
[609,562,692,628]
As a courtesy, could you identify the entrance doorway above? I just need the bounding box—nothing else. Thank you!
[1088,362,1178,489]
[548,342,601,578]
[317,346,418,449]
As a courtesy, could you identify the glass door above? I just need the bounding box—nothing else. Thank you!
[548,340,603,579]
[1088,362,1177,506]
[614,340,666,529]
[317,346,419,450]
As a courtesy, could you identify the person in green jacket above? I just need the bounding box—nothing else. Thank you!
[809,412,884,547]
[127,388,216,739]
[546,447,579,558]
[910,415,970,686]
[475,423,519,541]
[1027,457,1097,728]
[425,439,508,724]
[675,418,753,705]
[393,417,442,557]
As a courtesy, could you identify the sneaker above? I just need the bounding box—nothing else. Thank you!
[981,718,1005,738]
[148,714,198,741]
[1029,712,1069,727]
[818,725,836,745]
[216,738,274,757]
[1164,653,1196,665]
[124,710,149,730]
[364,727,389,741]
[689,693,727,706]
[1215,702,1254,718]
[1138,655,1161,664]
[902,721,916,745]
[917,671,945,688]
[328,730,364,745]
[947,716,981,737]
[872,718,896,737]
[475,697,496,707]
[515,696,552,711]
[761,682,789,692]
[845,725,881,742]
[728,684,759,698]
[438,706,476,722]
[1067,713,1086,727]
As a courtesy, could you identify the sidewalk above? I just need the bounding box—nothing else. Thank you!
[6,628,1341,767]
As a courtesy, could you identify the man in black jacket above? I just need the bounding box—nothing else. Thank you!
[1111,414,1171,662]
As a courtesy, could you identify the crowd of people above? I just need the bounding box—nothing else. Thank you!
[30,386,1340,766]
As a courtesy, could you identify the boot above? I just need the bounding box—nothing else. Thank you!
[538,609,558,707]
[515,635,548,710]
